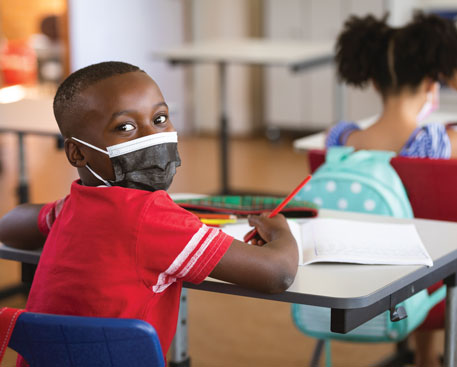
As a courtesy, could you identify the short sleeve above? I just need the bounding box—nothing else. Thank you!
[400,123,451,159]
[325,121,361,148]
[37,197,68,236]
[137,192,233,293]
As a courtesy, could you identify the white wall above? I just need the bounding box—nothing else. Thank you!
[67,0,189,133]
[264,0,386,130]
[191,0,253,135]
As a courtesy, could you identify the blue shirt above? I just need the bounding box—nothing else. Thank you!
[325,121,451,159]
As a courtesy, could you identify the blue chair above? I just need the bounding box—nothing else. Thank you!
[8,312,165,367]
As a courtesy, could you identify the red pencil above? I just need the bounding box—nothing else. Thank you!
[243,174,312,243]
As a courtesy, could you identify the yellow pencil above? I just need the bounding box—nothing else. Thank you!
[200,218,237,225]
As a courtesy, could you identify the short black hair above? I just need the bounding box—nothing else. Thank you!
[335,12,457,96]
[53,61,144,136]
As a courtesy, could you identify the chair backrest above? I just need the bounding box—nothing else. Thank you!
[8,312,165,367]
[308,149,457,222]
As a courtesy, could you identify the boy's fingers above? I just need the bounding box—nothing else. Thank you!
[247,214,260,226]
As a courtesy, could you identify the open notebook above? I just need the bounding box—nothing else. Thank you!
[222,218,433,267]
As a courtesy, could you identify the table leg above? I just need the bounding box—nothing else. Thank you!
[0,132,31,302]
[17,132,29,203]
[444,274,457,367]
[169,288,191,367]
[218,62,229,195]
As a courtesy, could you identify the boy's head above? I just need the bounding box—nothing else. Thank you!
[54,61,179,189]
[54,61,144,137]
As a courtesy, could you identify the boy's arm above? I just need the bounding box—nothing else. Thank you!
[0,204,47,250]
[209,213,298,294]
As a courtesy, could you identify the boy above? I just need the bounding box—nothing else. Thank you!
[0,61,298,362]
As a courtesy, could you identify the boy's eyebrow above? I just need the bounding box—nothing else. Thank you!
[110,102,169,120]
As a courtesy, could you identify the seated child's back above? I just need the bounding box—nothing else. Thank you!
[328,12,457,158]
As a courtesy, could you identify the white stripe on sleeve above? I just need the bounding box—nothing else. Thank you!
[152,224,218,293]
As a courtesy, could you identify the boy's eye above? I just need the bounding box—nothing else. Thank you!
[117,123,135,132]
[154,115,168,125]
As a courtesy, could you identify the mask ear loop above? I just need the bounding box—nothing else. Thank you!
[71,137,110,155]
[71,137,112,186]
[84,165,112,186]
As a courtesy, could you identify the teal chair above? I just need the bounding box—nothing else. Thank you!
[291,286,446,367]
[8,312,165,367]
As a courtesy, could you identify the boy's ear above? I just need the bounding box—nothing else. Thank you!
[64,138,87,168]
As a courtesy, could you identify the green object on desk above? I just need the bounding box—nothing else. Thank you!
[174,195,318,218]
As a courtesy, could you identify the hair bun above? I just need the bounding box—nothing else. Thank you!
[335,14,391,87]
[395,12,457,83]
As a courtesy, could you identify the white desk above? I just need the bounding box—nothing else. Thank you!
[0,97,61,302]
[152,38,336,194]
[0,97,58,136]
[293,110,457,152]
[2,209,457,366]
[0,98,61,203]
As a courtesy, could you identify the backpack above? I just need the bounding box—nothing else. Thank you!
[294,146,413,218]
[291,147,443,355]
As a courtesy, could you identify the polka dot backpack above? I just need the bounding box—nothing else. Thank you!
[290,147,445,365]
[295,146,413,218]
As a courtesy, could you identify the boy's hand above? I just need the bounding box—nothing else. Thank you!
[212,211,298,293]
[247,212,292,246]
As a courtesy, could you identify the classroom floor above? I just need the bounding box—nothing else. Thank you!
[0,133,444,366]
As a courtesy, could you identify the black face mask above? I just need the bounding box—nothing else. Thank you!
[72,132,181,192]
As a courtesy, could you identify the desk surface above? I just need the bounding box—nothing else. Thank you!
[2,209,456,312]
[0,98,59,135]
[184,210,457,313]
[152,38,334,68]
[293,110,457,151]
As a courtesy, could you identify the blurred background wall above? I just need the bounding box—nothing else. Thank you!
[1,0,457,137]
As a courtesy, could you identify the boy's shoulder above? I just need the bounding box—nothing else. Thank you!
[69,180,181,212]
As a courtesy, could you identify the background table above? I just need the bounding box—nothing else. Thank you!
[2,209,457,366]
[152,38,336,194]
[0,97,61,300]
[293,110,457,152]
[0,97,61,203]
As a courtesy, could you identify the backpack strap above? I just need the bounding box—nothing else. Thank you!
[325,146,354,163]
[326,147,396,165]
[0,307,24,363]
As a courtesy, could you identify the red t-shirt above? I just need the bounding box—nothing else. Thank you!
[21,181,233,363]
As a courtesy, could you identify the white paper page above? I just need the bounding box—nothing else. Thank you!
[221,218,432,267]
[221,222,252,242]
[300,218,433,267]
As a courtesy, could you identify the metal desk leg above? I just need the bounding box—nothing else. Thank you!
[444,275,457,367]
[169,288,190,367]
[218,62,229,195]
[0,132,31,302]
[17,132,29,203]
